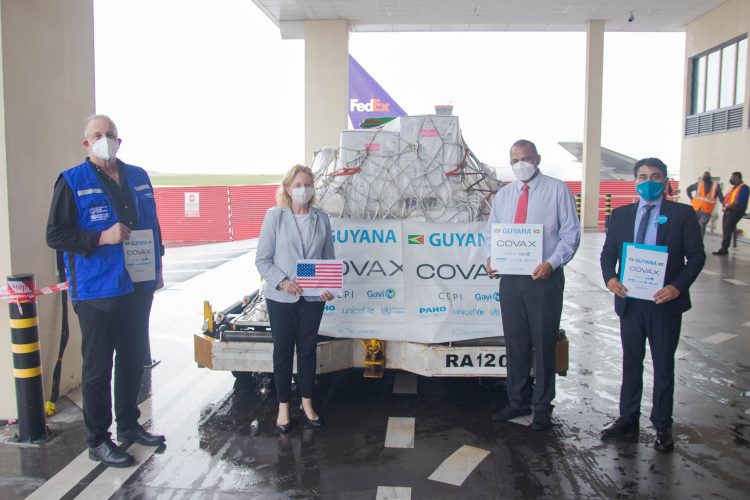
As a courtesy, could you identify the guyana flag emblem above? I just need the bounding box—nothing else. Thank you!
[408,234,424,245]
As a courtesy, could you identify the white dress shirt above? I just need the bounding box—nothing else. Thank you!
[484,171,581,269]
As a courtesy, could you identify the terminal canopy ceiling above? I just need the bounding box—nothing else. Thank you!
[251,0,726,32]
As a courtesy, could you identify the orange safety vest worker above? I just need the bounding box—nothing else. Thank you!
[691,180,719,213]
[725,182,747,207]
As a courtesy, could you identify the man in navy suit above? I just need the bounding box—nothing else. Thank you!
[600,157,705,452]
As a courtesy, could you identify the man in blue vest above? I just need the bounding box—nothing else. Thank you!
[46,115,165,467]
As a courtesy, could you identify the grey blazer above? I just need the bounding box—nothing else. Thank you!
[255,205,335,303]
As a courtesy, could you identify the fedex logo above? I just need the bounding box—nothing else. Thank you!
[350,98,391,112]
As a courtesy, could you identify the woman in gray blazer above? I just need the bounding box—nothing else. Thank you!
[255,164,335,434]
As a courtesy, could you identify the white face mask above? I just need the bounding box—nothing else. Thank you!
[291,186,314,206]
[511,160,537,182]
[91,137,119,161]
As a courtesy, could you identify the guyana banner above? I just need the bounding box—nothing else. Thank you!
[320,219,503,343]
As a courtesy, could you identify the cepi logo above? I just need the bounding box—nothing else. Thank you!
[367,288,396,299]
[350,98,391,112]
[474,291,501,302]
[428,232,486,247]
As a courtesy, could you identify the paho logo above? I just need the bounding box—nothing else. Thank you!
[418,305,447,316]
[350,98,391,112]
[367,288,396,299]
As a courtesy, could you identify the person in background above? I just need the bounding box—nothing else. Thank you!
[255,164,335,434]
[713,171,749,255]
[46,115,165,467]
[485,139,580,431]
[687,171,724,239]
[600,157,704,453]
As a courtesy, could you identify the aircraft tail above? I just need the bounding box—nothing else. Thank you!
[348,55,407,128]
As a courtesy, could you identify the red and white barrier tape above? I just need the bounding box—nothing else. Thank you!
[0,282,68,302]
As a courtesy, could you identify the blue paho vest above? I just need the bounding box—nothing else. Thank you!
[61,160,162,301]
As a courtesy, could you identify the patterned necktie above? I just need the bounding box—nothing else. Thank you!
[514,183,529,223]
[636,204,655,244]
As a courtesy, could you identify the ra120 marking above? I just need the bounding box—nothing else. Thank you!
[445,353,507,368]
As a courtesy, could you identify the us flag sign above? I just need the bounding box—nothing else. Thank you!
[296,260,344,296]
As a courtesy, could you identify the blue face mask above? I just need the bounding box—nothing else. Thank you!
[636,180,666,201]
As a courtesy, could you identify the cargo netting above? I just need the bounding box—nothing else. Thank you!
[313,115,500,223]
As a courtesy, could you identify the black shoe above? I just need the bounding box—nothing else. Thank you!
[601,418,639,440]
[654,428,674,453]
[117,424,166,447]
[531,411,552,431]
[305,416,323,429]
[492,405,531,422]
[712,249,729,255]
[89,439,135,468]
[276,421,293,434]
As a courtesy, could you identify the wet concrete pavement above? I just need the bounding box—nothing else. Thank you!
[3,232,750,499]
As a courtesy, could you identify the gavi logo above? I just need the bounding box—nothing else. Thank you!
[350,98,391,112]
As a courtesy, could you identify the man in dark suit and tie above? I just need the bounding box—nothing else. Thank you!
[600,157,705,452]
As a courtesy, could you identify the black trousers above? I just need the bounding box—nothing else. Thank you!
[618,299,681,430]
[720,209,744,250]
[75,291,153,447]
[499,268,564,413]
[266,298,325,403]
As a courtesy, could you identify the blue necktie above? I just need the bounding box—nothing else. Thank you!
[636,204,654,244]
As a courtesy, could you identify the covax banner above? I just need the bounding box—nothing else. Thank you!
[320,219,502,343]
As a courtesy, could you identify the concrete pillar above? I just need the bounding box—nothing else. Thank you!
[0,0,94,418]
[582,20,605,230]
[304,20,349,165]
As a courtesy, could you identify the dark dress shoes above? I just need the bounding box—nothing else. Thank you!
[306,416,323,429]
[654,428,674,453]
[276,421,293,434]
[712,249,728,255]
[601,418,639,440]
[89,439,135,468]
[531,411,552,431]
[492,405,531,422]
[117,424,166,447]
